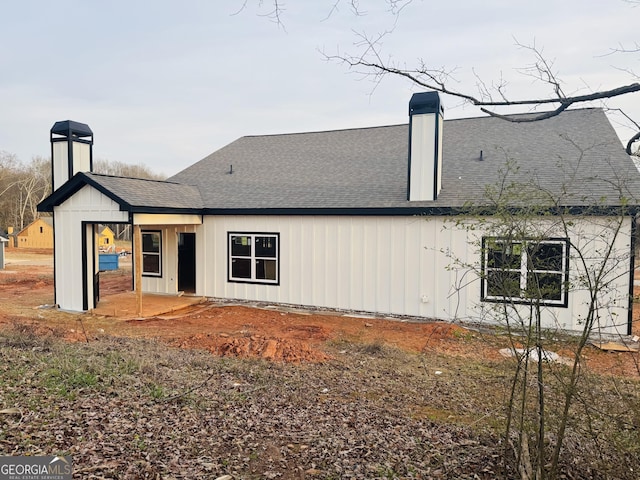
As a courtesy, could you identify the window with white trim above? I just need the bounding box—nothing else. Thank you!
[142,231,162,277]
[228,233,279,284]
[482,237,569,306]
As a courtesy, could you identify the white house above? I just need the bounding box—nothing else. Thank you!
[38,93,640,335]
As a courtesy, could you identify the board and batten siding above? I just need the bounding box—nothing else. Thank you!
[202,215,468,321]
[54,184,128,311]
[200,214,633,335]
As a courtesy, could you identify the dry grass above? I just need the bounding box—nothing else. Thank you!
[1,324,639,479]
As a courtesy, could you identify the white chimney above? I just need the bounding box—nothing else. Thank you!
[408,92,443,201]
[50,120,93,192]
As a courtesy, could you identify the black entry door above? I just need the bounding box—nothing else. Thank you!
[178,233,196,293]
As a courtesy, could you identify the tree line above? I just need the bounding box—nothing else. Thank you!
[0,151,164,235]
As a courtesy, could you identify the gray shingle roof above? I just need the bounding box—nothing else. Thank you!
[168,108,640,211]
[83,173,204,210]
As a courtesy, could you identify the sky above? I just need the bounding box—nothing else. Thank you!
[1,0,639,177]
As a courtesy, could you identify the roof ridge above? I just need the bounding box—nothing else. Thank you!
[85,171,182,185]
[444,106,603,123]
[238,107,604,139]
[242,123,407,139]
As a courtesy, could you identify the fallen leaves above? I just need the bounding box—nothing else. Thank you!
[0,331,508,479]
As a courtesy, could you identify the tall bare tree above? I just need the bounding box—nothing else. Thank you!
[93,159,166,181]
[0,152,51,232]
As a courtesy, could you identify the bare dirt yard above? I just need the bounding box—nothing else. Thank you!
[1,248,638,374]
[1,248,640,479]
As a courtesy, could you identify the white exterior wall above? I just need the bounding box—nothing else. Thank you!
[72,141,91,177]
[199,215,472,317]
[54,185,128,311]
[52,142,69,191]
[197,214,634,335]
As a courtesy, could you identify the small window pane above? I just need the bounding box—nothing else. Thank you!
[528,243,564,272]
[143,254,160,274]
[142,232,160,253]
[255,236,277,257]
[231,236,251,256]
[527,273,563,301]
[487,270,521,298]
[231,258,251,278]
[256,259,277,280]
[487,242,521,269]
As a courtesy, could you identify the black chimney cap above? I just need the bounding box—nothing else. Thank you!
[50,120,93,138]
[409,91,443,116]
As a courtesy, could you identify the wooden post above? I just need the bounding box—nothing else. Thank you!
[134,224,143,317]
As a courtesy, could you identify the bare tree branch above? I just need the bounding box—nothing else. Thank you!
[231,0,287,29]
[480,103,571,123]
[230,0,250,17]
[324,32,640,123]
[237,2,640,143]
[327,48,640,108]
[513,38,566,100]
[625,131,640,155]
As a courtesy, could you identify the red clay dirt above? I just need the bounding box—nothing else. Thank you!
[1,248,639,375]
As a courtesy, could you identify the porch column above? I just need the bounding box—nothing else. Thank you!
[134,225,143,316]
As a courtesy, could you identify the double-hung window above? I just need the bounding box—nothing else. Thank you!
[142,231,162,277]
[482,237,569,307]
[228,233,279,284]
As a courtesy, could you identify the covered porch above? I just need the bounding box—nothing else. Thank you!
[91,290,205,319]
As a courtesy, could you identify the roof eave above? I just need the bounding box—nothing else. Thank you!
[201,204,640,216]
[38,172,133,212]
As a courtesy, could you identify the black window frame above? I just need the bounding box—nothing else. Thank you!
[481,237,570,307]
[228,232,279,285]
[141,230,162,277]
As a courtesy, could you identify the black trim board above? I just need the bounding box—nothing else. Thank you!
[628,215,636,335]
[227,232,280,286]
[203,205,640,217]
[81,222,89,311]
[51,209,57,307]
